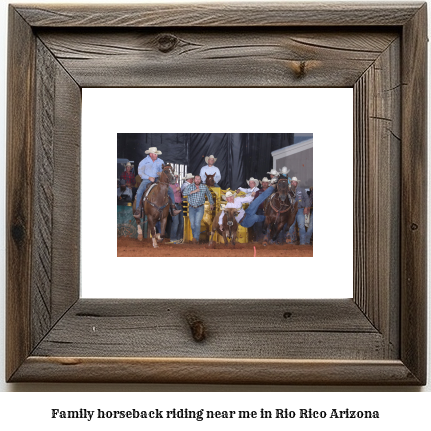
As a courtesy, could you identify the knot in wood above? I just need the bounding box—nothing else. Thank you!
[186,314,206,342]
[157,34,178,53]
[11,222,25,245]
[283,311,292,319]
[411,223,419,231]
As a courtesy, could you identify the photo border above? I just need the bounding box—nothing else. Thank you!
[6,2,427,384]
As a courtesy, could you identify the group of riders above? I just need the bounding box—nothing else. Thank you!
[118,146,313,245]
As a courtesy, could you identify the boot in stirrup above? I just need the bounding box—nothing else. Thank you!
[170,204,182,217]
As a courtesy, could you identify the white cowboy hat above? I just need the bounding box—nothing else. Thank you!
[246,177,259,186]
[291,176,301,182]
[222,191,234,200]
[145,146,162,155]
[181,173,194,180]
[260,177,270,184]
[267,168,279,176]
[205,154,217,163]
[279,166,291,175]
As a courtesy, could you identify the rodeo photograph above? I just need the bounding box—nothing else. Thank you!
[117,133,313,258]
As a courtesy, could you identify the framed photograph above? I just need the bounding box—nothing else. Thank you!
[6,2,427,384]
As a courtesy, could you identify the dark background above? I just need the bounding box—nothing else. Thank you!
[117,133,294,190]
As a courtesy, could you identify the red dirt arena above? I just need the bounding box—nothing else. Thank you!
[117,237,313,257]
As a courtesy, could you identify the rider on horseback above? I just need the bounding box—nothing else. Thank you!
[134,147,181,217]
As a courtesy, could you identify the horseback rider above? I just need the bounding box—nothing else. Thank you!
[134,147,181,217]
[200,155,221,187]
[278,166,292,186]
[267,168,280,181]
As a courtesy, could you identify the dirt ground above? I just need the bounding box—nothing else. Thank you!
[117,237,313,257]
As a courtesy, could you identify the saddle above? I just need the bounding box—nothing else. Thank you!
[143,182,158,202]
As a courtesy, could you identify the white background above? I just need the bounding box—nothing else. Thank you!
[82,87,353,299]
[0,0,430,422]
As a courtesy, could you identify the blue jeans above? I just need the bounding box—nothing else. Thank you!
[170,203,184,240]
[253,208,265,241]
[135,178,175,209]
[189,205,205,240]
[240,186,274,228]
[289,208,307,244]
[305,210,313,244]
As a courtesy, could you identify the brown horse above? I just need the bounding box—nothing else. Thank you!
[262,177,298,246]
[205,172,216,187]
[133,164,176,248]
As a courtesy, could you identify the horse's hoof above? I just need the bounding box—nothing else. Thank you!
[263,241,268,247]
[138,234,143,242]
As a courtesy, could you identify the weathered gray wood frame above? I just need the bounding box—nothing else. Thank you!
[6,2,427,384]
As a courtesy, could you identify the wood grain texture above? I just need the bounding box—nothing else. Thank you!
[6,7,36,381]
[32,40,56,347]
[36,29,398,88]
[31,39,81,350]
[400,3,428,384]
[12,358,420,385]
[6,2,427,385]
[32,299,384,359]
[353,38,401,358]
[50,50,81,324]
[15,2,423,27]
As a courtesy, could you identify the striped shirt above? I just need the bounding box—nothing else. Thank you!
[183,183,214,207]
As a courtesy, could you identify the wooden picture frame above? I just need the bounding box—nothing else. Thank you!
[6,2,427,384]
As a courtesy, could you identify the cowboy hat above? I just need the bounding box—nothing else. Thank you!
[267,168,279,176]
[222,191,235,200]
[145,146,162,155]
[205,154,217,163]
[291,176,301,182]
[260,177,270,184]
[181,173,194,180]
[246,177,259,186]
[279,166,291,175]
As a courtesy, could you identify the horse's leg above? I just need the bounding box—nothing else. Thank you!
[134,201,143,240]
[263,222,271,247]
[159,214,168,242]
[137,222,143,241]
[272,222,284,244]
[148,218,158,248]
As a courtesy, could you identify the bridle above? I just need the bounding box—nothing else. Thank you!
[158,165,175,185]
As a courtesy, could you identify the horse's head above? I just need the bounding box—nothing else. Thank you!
[277,177,289,202]
[159,164,176,184]
[205,172,216,187]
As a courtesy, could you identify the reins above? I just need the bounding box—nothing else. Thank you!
[268,179,295,226]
